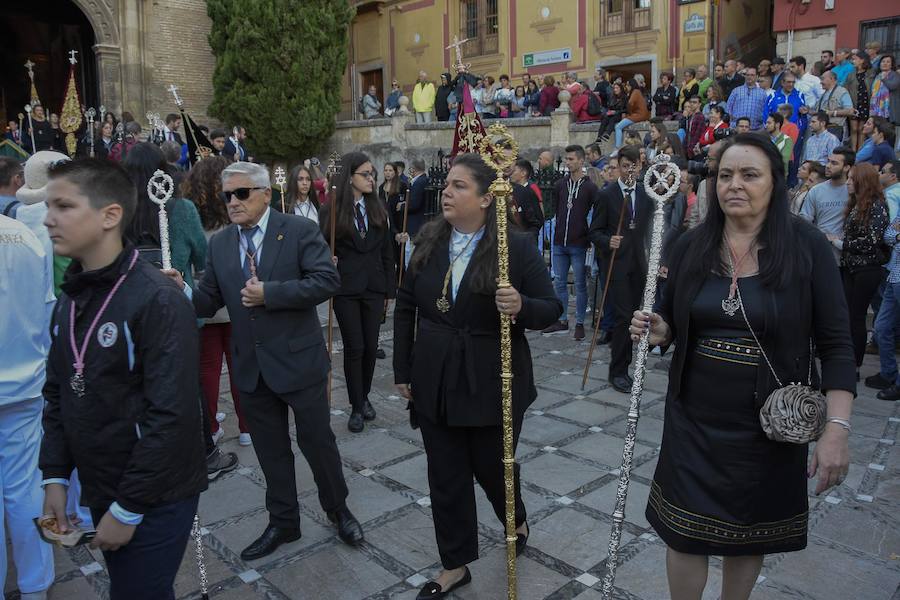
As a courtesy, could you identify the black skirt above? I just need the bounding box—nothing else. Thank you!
[646,276,809,556]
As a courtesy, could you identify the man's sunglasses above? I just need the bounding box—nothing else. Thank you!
[220,187,267,202]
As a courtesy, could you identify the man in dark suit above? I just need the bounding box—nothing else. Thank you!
[589,145,652,393]
[164,161,364,560]
[161,113,185,145]
[399,158,429,266]
[223,125,249,162]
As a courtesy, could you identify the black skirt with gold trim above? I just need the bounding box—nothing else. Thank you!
[646,335,809,556]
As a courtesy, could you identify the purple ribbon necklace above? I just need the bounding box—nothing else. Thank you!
[68,250,138,397]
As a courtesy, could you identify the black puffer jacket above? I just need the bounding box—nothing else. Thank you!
[40,245,207,514]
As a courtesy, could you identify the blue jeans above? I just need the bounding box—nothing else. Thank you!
[614,118,635,147]
[91,495,199,600]
[552,245,588,325]
[875,281,900,385]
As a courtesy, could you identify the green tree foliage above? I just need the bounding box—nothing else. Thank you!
[207,0,354,161]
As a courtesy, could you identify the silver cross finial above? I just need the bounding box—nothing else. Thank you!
[24,59,35,77]
[68,50,78,65]
[167,84,182,107]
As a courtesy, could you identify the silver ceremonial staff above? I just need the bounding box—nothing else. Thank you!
[600,154,680,599]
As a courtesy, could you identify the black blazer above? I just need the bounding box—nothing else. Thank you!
[222,138,247,161]
[659,220,856,408]
[589,182,654,280]
[511,183,544,238]
[393,231,562,427]
[406,174,429,236]
[320,202,396,299]
[378,181,409,235]
[192,210,341,394]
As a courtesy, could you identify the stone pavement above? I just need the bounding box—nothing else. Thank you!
[7,311,900,600]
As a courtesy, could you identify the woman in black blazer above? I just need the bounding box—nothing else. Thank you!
[631,135,854,600]
[393,153,561,599]
[320,152,395,433]
[378,161,408,278]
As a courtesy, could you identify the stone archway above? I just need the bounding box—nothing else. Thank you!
[71,0,145,120]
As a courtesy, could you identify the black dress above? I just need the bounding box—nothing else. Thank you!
[646,275,809,556]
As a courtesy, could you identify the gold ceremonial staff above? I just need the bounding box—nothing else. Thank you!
[600,154,681,599]
[478,123,519,600]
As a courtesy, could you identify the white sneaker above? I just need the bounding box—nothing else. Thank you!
[211,427,225,445]
[216,411,226,423]
[239,433,252,446]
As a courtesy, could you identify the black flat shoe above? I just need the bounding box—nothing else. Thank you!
[362,400,376,421]
[516,522,529,556]
[416,567,472,599]
[610,375,631,394]
[240,525,301,561]
[327,506,365,546]
[348,412,365,433]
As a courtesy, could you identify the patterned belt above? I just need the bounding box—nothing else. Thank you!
[695,337,760,366]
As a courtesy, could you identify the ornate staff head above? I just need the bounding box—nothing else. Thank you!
[274,166,287,212]
[147,169,175,207]
[326,151,342,180]
[147,169,175,270]
[642,154,681,205]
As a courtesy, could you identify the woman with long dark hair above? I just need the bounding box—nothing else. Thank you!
[181,155,251,447]
[631,134,854,600]
[378,162,407,275]
[834,163,889,368]
[122,142,206,282]
[847,51,874,151]
[283,164,320,223]
[597,81,627,142]
[320,152,395,433]
[393,153,561,599]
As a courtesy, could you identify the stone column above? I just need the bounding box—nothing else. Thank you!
[550,90,572,148]
[93,44,124,117]
[118,0,146,121]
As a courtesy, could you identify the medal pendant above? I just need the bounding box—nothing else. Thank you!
[70,372,86,397]
[628,220,636,230]
[436,297,451,313]
[721,296,741,317]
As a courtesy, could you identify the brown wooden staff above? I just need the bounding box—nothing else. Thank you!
[581,166,635,390]
[397,187,411,287]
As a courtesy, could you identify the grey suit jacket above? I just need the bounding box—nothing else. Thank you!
[192,209,341,395]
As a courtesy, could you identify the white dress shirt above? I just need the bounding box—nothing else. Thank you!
[449,226,485,300]
[293,199,319,224]
[238,207,271,270]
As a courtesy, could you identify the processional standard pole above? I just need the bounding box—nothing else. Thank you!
[326,152,342,406]
[600,154,680,599]
[479,123,520,600]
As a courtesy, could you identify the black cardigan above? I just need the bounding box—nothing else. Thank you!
[659,218,856,407]
[393,231,562,427]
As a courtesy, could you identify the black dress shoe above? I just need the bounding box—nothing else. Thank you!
[877,384,900,401]
[376,347,387,359]
[417,567,472,599]
[516,522,529,556]
[348,412,365,433]
[327,507,365,546]
[240,525,301,561]
[610,375,631,393]
[865,372,893,390]
[624,373,634,387]
[362,400,376,421]
[597,330,613,345]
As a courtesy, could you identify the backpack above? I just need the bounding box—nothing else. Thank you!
[586,92,604,116]
[2,200,20,218]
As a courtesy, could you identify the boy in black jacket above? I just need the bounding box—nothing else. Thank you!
[39,159,206,600]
